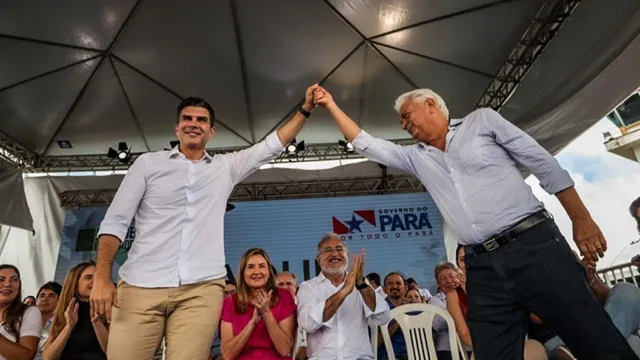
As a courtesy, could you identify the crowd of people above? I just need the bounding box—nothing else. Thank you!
[2,231,639,360]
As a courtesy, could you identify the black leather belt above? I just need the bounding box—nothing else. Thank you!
[468,210,552,254]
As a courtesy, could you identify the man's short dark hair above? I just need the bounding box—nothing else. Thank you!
[225,280,235,286]
[177,97,215,126]
[407,277,417,285]
[37,281,62,298]
[630,196,640,232]
[366,272,381,287]
[383,272,406,286]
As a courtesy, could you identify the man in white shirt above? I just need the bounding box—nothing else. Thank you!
[297,233,390,360]
[90,85,320,360]
[366,272,387,299]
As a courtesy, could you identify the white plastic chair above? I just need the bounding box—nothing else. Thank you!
[379,303,469,360]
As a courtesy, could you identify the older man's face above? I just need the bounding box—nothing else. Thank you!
[276,273,297,297]
[399,98,447,144]
[317,238,348,275]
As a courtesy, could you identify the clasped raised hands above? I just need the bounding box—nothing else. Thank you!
[312,85,334,108]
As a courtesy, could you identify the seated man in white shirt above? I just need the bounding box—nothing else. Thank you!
[297,233,391,360]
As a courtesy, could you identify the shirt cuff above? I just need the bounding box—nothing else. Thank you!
[265,131,286,155]
[97,221,127,242]
[540,168,575,194]
[309,300,333,329]
[351,130,374,151]
[363,291,389,318]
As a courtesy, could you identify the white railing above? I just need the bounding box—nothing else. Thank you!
[597,262,639,287]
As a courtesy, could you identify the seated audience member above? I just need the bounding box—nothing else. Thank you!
[632,254,640,269]
[297,233,390,359]
[220,248,296,360]
[22,296,36,306]
[453,247,548,360]
[407,278,432,301]
[276,272,297,298]
[35,281,63,360]
[378,272,413,360]
[0,264,42,360]
[429,262,472,360]
[276,271,307,360]
[366,272,386,298]
[43,261,108,360]
[405,288,425,304]
[530,254,640,358]
[225,279,237,297]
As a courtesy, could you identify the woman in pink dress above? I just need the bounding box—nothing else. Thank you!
[220,248,296,360]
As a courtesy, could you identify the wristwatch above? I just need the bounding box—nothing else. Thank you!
[298,106,312,117]
[355,279,369,290]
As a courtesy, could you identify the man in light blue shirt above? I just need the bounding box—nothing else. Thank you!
[313,87,637,360]
[89,85,321,360]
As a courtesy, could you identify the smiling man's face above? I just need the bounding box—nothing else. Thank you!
[175,106,215,150]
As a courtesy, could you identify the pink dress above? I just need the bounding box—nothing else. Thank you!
[221,288,296,360]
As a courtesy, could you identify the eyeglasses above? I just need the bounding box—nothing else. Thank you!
[318,246,346,255]
[223,289,236,297]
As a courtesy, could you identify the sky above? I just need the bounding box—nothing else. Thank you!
[525,118,640,268]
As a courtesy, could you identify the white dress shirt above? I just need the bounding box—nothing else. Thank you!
[297,272,391,360]
[98,132,284,287]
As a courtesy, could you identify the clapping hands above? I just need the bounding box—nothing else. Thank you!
[252,289,272,316]
[65,298,79,329]
[344,248,366,293]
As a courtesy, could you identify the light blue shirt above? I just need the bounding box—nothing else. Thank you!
[352,108,574,245]
[98,132,285,287]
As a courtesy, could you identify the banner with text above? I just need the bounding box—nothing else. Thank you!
[55,193,446,290]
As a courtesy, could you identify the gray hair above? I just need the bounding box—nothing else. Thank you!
[394,89,449,119]
[316,233,345,252]
[277,271,297,282]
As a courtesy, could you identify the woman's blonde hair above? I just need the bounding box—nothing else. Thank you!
[235,248,279,313]
[50,261,105,340]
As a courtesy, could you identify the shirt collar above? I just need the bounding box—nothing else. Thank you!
[417,117,464,151]
[449,117,464,129]
[168,145,213,162]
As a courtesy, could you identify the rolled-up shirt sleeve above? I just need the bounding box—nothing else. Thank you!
[98,155,148,242]
[483,108,574,194]
[362,291,391,325]
[351,130,416,176]
[297,282,333,333]
[223,131,285,185]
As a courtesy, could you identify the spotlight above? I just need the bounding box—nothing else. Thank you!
[603,131,613,142]
[285,138,305,156]
[107,142,131,164]
[338,139,355,153]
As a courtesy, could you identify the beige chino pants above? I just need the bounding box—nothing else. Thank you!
[107,278,225,360]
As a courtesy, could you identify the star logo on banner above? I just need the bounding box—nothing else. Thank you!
[345,214,364,233]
